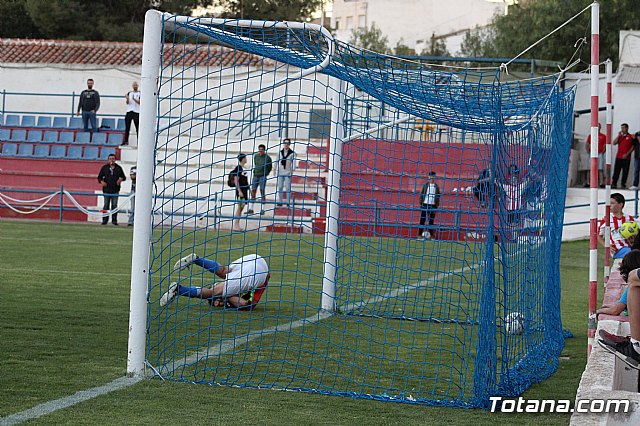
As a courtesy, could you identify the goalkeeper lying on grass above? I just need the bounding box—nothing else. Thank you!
[160,253,269,310]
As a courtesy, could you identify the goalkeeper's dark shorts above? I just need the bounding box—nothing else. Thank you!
[238,272,270,310]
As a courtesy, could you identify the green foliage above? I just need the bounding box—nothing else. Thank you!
[215,0,324,21]
[349,23,390,54]
[0,0,42,38]
[480,0,640,67]
[459,26,494,58]
[0,0,209,41]
[394,38,416,56]
[419,33,450,57]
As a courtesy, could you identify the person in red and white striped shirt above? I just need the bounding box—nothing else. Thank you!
[598,193,635,258]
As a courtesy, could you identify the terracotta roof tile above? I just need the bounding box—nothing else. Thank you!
[0,38,269,68]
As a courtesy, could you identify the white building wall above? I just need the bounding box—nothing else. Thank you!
[331,0,503,54]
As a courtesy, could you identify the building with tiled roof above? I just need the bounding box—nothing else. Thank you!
[0,38,267,67]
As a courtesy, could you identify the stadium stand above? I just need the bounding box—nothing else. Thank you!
[1,143,18,156]
[101,118,116,129]
[69,117,83,129]
[34,144,49,158]
[17,143,34,157]
[10,130,27,142]
[43,131,58,143]
[59,131,74,144]
[67,146,83,159]
[27,130,43,142]
[50,145,66,158]
[75,132,91,144]
[52,116,67,128]
[0,129,9,141]
[107,133,123,145]
[99,147,116,160]
[83,147,99,160]
[5,115,20,126]
[37,116,52,128]
[92,132,107,144]
[21,115,36,127]
[116,118,126,131]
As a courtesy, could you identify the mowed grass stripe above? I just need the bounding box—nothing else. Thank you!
[0,221,590,425]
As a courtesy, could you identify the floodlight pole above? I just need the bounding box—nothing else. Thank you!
[587,1,600,357]
[127,9,162,377]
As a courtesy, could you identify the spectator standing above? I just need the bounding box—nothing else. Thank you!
[276,139,296,205]
[128,166,137,227]
[76,78,100,132]
[230,154,249,231]
[586,123,606,188]
[419,171,441,239]
[97,154,126,226]
[630,131,640,190]
[500,164,526,226]
[612,123,634,189]
[473,168,495,208]
[248,144,273,215]
[123,81,140,146]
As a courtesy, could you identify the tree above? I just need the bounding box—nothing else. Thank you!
[459,26,494,58]
[394,39,416,56]
[0,0,211,41]
[215,0,324,21]
[480,0,640,68]
[349,23,390,54]
[419,33,450,57]
[0,0,42,39]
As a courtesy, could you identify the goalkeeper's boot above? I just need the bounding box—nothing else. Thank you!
[160,282,179,307]
[174,253,198,271]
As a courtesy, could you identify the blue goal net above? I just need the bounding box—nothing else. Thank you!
[142,14,575,408]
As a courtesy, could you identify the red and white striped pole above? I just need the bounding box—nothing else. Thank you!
[604,59,613,286]
[588,1,600,356]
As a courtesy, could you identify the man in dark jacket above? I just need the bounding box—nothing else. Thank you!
[77,78,100,132]
[97,153,126,225]
[419,171,441,239]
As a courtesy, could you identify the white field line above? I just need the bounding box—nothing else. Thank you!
[1,256,488,424]
[0,377,142,426]
[162,259,483,374]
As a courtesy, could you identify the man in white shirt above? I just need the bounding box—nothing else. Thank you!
[276,138,296,205]
[123,81,141,146]
[160,253,270,309]
[419,171,441,239]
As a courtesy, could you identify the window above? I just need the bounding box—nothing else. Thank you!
[346,16,353,29]
[334,19,340,30]
[358,14,366,27]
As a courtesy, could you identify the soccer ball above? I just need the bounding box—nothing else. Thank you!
[620,221,639,239]
[505,312,524,335]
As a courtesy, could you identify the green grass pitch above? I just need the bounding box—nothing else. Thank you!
[0,220,591,425]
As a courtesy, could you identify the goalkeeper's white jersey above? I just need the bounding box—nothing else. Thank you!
[222,254,269,296]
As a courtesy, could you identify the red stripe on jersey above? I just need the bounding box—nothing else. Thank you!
[598,214,634,250]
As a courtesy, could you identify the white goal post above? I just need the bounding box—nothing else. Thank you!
[127,9,341,377]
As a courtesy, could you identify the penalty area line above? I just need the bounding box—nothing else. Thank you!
[0,376,142,426]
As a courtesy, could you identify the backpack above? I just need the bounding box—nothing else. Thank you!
[227,170,236,188]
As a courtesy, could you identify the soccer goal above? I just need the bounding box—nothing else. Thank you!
[128,10,575,408]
